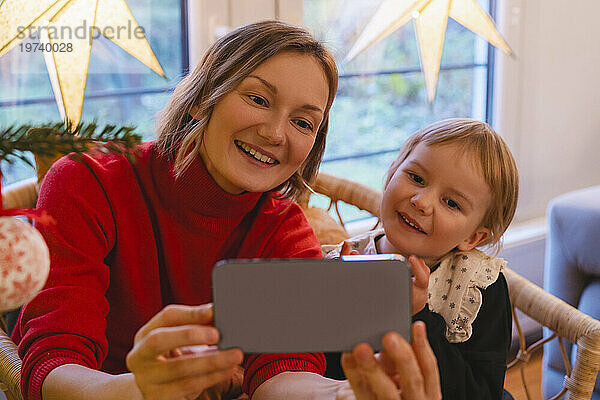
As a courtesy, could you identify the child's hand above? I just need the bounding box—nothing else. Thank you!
[408,255,430,315]
[340,241,360,256]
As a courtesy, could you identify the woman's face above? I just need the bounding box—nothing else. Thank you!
[196,51,329,194]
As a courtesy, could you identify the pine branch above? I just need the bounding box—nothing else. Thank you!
[0,121,142,167]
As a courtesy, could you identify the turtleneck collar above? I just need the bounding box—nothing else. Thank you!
[150,142,262,219]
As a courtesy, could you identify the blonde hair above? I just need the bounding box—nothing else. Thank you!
[156,20,338,200]
[384,118,519,253]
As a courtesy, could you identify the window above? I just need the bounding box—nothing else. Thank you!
[303,0,496,222]
[0,0,188,186]
[2,0,497,222]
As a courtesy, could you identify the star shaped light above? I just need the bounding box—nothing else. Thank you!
[0,0,165,125]
[345,0,512,102]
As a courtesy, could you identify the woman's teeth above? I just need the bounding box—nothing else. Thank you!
[400,214,426,234]
[235,140,278,165]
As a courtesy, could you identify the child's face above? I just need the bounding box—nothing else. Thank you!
[380,142,492,264]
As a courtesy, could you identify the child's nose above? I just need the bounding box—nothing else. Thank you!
[410,192,433,215]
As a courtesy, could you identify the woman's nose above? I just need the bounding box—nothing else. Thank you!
[410,191,433,215]
[258,115,286,145]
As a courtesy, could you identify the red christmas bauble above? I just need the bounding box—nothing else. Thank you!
[0,217,50,312]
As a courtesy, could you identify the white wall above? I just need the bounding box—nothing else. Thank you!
[494,0,600,223]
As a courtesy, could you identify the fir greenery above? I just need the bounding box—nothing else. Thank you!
[0,121,142,167]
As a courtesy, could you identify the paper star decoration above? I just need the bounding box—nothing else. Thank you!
[345,0,512,102]
[0,0,165,125]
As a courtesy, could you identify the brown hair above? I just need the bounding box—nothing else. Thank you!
[156,20,338,200]
[384,118,519,253]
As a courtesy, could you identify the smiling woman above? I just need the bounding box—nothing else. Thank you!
[10,20,341,400]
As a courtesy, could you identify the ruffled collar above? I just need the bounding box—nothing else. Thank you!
[428,249,505,343]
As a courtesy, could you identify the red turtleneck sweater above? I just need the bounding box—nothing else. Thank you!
[12,142,325,399]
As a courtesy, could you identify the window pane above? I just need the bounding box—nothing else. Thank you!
[0,0,184,186]
[80,92,171,141]
[304,0,492,223]
[324,66,488,161]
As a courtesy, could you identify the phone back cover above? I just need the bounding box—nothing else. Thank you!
[212,258,411,353]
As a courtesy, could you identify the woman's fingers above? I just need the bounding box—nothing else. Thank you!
[126,304,244,400]
[135,348,243,384]
[133,325,220,362]
[411,322,442,399]
[354,344,399,400]
[382,324,441,400]
[135,304,214,343]
[341,351,373,399]
[381,331,423,400]
[142,366,238,400]
[343,344,400,400]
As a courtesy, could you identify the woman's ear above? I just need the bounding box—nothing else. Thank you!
[457,227,490,251]
[190,105,200,119]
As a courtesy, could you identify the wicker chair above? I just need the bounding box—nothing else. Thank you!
[299,172,600,400]
[2,173,600,399]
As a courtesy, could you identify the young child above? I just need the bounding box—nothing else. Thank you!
[323,118,519,399]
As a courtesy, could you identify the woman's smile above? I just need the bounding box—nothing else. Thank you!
[197,51,329,194]
[234,140,280,166]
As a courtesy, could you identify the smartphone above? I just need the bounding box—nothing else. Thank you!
[212,255,411,353]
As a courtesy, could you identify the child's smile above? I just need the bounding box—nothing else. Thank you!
[397,212,427,234]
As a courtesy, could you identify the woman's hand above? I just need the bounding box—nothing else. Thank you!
[339,322,441,400]
[125,303,244,400]
[408,255,429,315]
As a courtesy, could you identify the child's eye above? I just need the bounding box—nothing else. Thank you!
[293,119,314,132]
[445,198,461,210]
[248,95,268,106]
[408,172,424,184]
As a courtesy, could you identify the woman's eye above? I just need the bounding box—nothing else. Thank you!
[248,95,268,106]
[294,119,314,132]
[408,172,424,184]
[446,199,461,210]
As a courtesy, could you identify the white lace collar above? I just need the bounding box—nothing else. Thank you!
[428,249,505,343]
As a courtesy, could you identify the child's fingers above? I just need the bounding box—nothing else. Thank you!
[408,255,429,289]
[340,241,359,256]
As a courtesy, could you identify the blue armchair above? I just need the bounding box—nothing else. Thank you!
[544,185,600,399]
